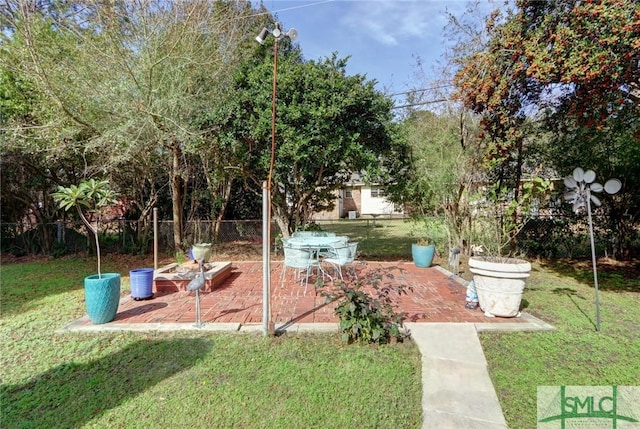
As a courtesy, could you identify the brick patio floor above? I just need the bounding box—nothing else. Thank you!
[105,261,530,326]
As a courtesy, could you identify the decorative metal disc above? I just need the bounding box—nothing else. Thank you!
[564,190,577,202]
[590,182,603,193]
[583,170,596,183]
[573,167,584,182]
[564,177,577,188]
[604,179,622,195]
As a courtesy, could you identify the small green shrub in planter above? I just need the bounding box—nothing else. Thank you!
[318,267,412,344]
[52,178,118,276]
[52,179,121,324]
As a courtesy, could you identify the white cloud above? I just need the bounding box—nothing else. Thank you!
[340,1,453,46]
[265,0,500,93]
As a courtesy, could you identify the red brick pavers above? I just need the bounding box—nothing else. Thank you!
[111,261,529,326]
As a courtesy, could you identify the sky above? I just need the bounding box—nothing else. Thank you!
[255,0,498,105]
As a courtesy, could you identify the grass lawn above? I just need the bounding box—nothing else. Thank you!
[0,255,423,428]
[479,258,640,428]
[318,219,420,260]
[2,250,639,428]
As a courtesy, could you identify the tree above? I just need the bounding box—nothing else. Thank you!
[217,52,408,236]
[2,0,269,251]
[398,108,482,248]
[541,104,640,257]
[453,0,640,256]
[0,58,91,253]
[520,0,640,122]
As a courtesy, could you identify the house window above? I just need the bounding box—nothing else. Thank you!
[370,187,385,198]
[344,189,352,198]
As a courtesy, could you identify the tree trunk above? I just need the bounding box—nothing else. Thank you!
[272,207,290,239]
[171,142,185,252]
[201,156,233,240]
[510,137,524,253]
[212,179,232,239]
[136,191,158,253]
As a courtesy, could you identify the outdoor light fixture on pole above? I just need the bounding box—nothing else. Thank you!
[564,167,621,332]
[255,22,297,336]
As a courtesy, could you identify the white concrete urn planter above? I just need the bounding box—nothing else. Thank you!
[468,256,531,318]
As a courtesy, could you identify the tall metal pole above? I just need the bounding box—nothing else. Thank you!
[262,181,270,335]
[153,207,158,271]
[263,37,279,336]
[585,187,601,331]
[257,23,296,336]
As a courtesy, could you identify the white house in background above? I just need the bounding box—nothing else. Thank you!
[313,176,404,220]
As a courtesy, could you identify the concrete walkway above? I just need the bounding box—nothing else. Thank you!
[408,323,507,428]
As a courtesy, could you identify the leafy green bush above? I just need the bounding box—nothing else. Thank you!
[409,216,448,255]
[319,267,412,344]
[299,222,324,232]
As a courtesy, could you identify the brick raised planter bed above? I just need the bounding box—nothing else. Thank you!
[154,261,233,293]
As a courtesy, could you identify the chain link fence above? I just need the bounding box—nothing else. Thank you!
[1,215,637,260]
[1,217,417,258]
[0,219,267,257]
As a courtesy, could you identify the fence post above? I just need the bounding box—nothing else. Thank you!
[153,208,158,270]
[56,221,63,244]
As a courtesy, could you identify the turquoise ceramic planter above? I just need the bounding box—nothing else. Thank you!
[411,244,436,268]
[84,273,121,324]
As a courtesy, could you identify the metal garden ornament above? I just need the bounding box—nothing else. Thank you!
[564,168,621,331]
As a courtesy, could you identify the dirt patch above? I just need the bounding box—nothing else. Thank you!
[1,253,53,265]
[543,257,640,278]
[0,242,262,266]
[213,242,264,261]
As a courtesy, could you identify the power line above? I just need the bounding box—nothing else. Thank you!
[270,0,334,15]
[392,99,449,110]
[389,84,453,98]
[251,0,334,21]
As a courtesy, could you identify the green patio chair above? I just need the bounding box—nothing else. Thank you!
[323,242,358,280]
